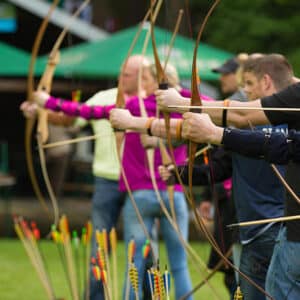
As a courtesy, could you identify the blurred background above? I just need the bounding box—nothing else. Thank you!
[0,0,299,235]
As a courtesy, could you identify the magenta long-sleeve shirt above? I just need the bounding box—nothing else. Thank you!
[45,90,194,192]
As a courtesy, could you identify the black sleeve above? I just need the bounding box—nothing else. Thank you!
[177,147,232,185]
[261,82,300,128]
[222,128,300,164]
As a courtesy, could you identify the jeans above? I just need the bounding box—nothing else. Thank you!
[266,226,300,300]
[239,224,280,300]
[89,176,125,300]
[123,190,192,300]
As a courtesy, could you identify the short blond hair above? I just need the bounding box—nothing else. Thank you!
[147,63,180,89]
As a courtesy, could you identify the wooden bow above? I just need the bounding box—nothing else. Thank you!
[36,0,90,143]
[35,0,90,227]
[112,1,161,262]
[185,1,274,299]
[25,0,59,220]
[150,0,178,222]
[150,3,196,210]
[149,2,223,293]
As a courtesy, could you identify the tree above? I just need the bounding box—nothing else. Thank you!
[189,0,300,75]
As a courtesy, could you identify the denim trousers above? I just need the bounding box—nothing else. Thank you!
[123,190,193,300]
[89,176,125,300]
[239,224,280,300]
[266,226,300,300]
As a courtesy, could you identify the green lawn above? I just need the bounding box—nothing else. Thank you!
[0,238,229,300]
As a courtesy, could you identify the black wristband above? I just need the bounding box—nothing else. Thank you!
[146,117,155,136]
[147,126,153,136]
[222,109,228,127]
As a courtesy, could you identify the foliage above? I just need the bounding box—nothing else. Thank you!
[189,0,300,75]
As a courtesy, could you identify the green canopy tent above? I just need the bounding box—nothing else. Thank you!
[0,41,31,76]
[36,24,233,81]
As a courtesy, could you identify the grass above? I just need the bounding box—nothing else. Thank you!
[0,238,229,300]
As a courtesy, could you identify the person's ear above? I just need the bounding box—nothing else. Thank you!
[262,74,273,90]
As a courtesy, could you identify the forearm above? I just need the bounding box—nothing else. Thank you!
[172,96,192,113]
[202,99,269,128]
[201,100,223,125]
[222,128,300,164]
[150,118,179,138]
[45,96,114,120]
[126,116,183,140]
[122,116,188,152]
[168,98,245,127]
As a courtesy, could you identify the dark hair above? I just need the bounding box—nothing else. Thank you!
[242,54,294,90]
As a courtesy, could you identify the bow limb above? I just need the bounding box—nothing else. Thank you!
[162,9,184,73]
[150,2,192,242]
[113,0,158,157]
[271,164,300,204]
[25,0,59,218]
[247,121,300,206]
[141,144,218,290]
[180,247,233,300]
[37,0,91,143]
[140,0,179,231]
[26,0,59,100]
[148,3,223,291]
[150,6,192,263]
[34,0,90,227]
[188,0,221,250]
[114,0,158,109]
[35,46,59,228]
[187,0,233,277]
[112,2,162,262]
[150,5,193,204]
[150,3,233,295]
[187,2,274,299]
[150,0,177,220]
[188,0,220,207]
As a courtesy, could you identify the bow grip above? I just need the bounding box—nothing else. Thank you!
[159,82,168,90]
